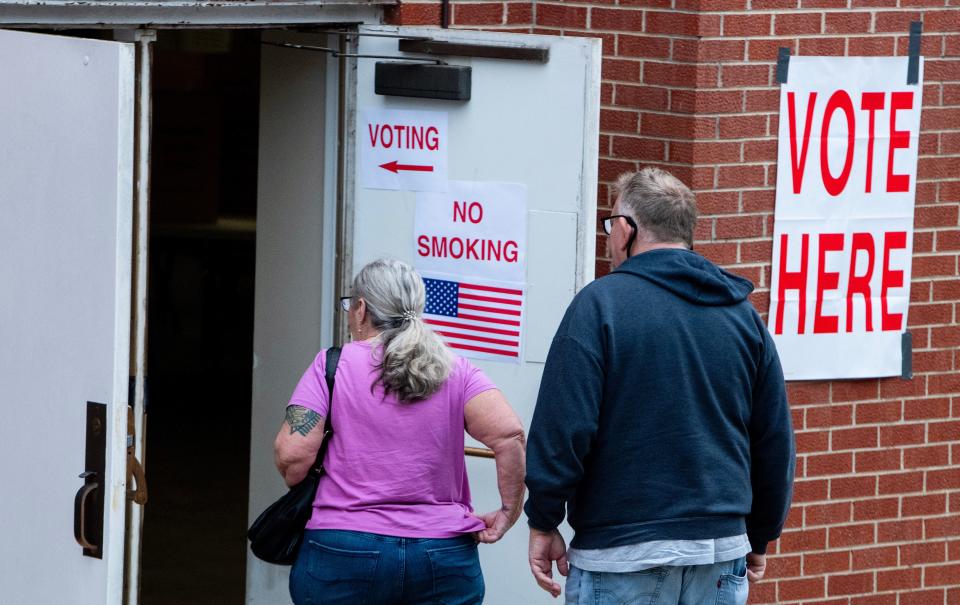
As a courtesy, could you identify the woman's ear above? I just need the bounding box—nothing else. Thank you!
[356,297,367,323]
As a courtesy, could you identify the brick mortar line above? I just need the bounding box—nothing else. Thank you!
[601,82,775,91]
[773,594,951,604]
[786,565,960,574]
[778,545,958,556]
[543,28,958,39]
[532,3,957,13]
[784,502,951,510]
[805,469,960,476]
[776,541,959,551]
[782,520,960,530]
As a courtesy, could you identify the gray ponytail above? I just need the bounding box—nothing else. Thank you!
[353,259,453,402]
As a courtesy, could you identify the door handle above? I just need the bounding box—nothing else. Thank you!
[74,472,100,553]
[127,452,148,505]
[465,447,494,459]
[127,405,148,505]
[75,402,106,558]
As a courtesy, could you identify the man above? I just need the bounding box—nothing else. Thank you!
[524,167,795,604]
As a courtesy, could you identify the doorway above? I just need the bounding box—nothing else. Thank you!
[141,29,261,605]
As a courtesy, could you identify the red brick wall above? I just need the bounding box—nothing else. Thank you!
[390,1,960,602]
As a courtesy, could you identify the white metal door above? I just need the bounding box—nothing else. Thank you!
[247,31,340,605]
[350,26,601,605]
[0,28,135,605]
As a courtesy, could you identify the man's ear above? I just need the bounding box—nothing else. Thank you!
[620,219,633,253]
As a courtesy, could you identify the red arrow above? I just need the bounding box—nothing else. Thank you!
[379,160,434,174]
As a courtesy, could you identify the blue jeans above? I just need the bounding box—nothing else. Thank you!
[289,529,484,605]
[565,557,748,605]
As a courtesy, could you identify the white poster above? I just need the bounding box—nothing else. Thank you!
[415,181,528,363]
[414,181,527,283]
[769,56,924,380]
[360,109,448,192]
[420,271,525,363]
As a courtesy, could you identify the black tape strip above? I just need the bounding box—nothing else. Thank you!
[776,47,791,84]
[907,21,922,85]
[901,331,913,380]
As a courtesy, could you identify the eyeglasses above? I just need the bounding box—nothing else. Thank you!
[602,214,639,257]
[339,296,352,311]
[601,214,637,235]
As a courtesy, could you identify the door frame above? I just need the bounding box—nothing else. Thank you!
[0,2,383,28]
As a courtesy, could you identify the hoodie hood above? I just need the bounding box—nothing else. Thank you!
[612,248,753,306]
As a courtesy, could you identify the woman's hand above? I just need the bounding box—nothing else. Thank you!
[464,389,527,544]
[475,506,519,544]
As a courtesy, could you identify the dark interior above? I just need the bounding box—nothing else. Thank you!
[141,29,261,605]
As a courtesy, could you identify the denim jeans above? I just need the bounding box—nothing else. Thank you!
[565,557,748,605]
[289,529,484,605]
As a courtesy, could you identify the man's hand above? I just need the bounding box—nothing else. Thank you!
[528,527,569,598]
[476,508,516,544]
[746,552,766,582]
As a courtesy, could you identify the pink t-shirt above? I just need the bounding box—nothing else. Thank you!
[288,341,495,537]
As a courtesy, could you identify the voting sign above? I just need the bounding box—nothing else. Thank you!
[769,56,923,380]
[360,109,448,192]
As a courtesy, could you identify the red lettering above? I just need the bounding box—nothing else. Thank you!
[775,233,809,335]
[861,92,885,194]
[452,201,483,224]
[788,92,817,195]
[369,123,443,151]
[467,202,483,224]
[449,237,464,259]
[813,233,844,334]
[504,241,518,263]
[453,201,468,223]
[886,92,913,193]
[881,231,907,331]
[418,235,518,263]
[430,236,447,258]
[380,125,394,148]
[487,240,501,262]
[845,232,876,333]
[466,238,479,259]
[820,90,855,197]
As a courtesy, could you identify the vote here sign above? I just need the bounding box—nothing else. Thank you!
[769,56,924,380]
[360,109,448,192]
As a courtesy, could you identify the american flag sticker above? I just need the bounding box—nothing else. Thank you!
[422,275,524,362]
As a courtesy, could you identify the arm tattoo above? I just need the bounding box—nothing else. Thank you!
[285,405,322,437]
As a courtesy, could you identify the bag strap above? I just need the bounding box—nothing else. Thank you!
[310,346,341,475]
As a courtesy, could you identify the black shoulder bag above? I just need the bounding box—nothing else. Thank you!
[247,346,341,565]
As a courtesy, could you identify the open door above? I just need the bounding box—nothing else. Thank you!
[0,29,135,605]
[347,25,600,605]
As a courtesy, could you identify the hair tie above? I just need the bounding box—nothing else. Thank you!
[401,310,418,323]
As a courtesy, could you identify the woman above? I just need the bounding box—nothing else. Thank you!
[274,258,526,605]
